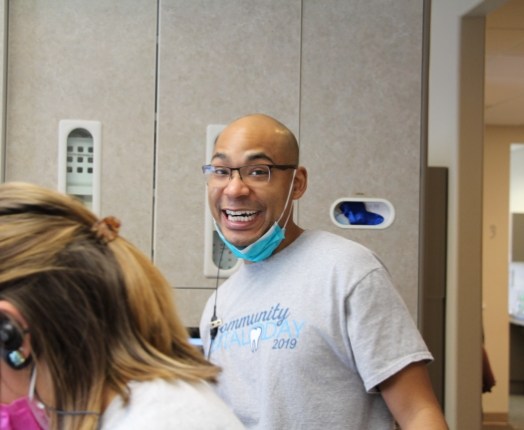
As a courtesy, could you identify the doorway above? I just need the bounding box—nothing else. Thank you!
[484,1,524,426]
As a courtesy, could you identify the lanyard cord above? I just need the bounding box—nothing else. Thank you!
[207,242,225,360]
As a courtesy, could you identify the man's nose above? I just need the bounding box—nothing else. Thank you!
[223,170,249,196]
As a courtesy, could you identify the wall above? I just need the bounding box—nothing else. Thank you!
[483,128,524,418]
[482,126,524,417]
[428,0,507,428]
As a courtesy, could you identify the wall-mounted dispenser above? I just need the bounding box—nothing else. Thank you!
[330,197,395,229]
[58,120,101,214]
[203,124,242,278]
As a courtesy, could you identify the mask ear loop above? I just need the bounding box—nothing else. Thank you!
[27,365,51,429]
[276,169,297,230]
[28,364,38,400]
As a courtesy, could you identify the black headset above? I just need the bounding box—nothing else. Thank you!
[0,314,31,370]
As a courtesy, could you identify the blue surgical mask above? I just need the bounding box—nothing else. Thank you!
[215,219,285,263]
[214,170,296,263]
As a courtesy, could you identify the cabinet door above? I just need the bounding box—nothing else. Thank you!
[154,0,302,288]
[299,0,425,316]
[5,1,157,253]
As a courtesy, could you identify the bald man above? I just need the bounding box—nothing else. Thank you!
[200,114,447,429]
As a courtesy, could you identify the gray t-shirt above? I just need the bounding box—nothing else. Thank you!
[200,230,432,429]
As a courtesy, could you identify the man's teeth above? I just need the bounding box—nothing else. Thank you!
[225,210,257,222]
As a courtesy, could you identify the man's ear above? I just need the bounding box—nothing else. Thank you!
[292,166,308,200]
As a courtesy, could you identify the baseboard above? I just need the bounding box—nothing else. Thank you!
[482,425,513,430]
[483,412,511,428]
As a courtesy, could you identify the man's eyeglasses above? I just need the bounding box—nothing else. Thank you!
[202,164,296,186]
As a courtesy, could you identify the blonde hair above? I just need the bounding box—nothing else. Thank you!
[0,182,218,430]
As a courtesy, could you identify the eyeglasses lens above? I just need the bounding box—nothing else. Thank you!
[205,165,271,186]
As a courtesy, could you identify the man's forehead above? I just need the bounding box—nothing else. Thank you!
[211,149,275,164]
[213,116,295,163]
[214,128,280,154]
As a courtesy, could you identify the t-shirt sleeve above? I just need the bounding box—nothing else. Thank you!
[346,267,433,393]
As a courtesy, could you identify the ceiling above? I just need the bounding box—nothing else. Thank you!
[485,0,524,126]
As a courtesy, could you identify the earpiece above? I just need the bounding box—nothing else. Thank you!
[0,315,31,370]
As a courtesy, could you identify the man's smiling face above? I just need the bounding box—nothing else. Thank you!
[207,116,297,248]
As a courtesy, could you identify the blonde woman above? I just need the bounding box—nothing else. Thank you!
[0,182,244,430]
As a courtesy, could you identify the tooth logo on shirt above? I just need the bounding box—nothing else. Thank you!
[209,302,305,354]
[250,327,262,352]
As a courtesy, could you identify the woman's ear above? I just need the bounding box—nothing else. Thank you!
[0,300,32,361]
[292,166,308,200]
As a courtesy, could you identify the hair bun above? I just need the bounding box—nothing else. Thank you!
[91,216,121,244]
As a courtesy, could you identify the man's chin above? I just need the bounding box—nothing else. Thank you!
[227,240,250,249]
[220,223,266,248]
[223,233,253,249]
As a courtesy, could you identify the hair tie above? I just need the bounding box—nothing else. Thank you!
[91,216,121,244]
